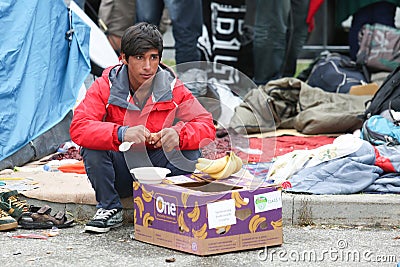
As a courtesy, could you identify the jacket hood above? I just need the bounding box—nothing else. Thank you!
[107,63,177,110]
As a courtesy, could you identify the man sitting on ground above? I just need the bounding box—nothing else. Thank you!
[70,22,215,233]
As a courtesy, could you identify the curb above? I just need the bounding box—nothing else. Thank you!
[283,193,400,227]
[20,193,400,227]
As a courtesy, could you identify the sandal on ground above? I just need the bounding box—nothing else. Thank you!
[19,205,74,229]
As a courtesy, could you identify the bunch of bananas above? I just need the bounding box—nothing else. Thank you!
[187,201,200,222]
[195,151,243,179]
[231,191,249,208]
[143,212,154,227]
[141,185,154,202]
[192,223,208,239]
[248,214,266,233]
[216,225,231,235]
[178,210,190,233]
[181,192,190,208]
[271,218,283,229]
[134,196,144,218]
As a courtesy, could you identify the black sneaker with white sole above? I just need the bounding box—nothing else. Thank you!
[85,208,123,233]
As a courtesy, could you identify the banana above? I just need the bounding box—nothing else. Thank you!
[197,231,207,239]
[196,157,214,164]
[248,215,266,233]
[141,185,154,202]
[232,152,243,173]
[187,201,200,222]
[271,218,283,229]
[134,209,137,225]
[134,196,144,218]
[248,215,259,233]
[209,152,237,179]
[232,191,242,208]
[133,181,140,191]
[143,212,154,227]
[231,191,248,208]
[178,210,190,233]
[216,225,231,235]
[192,223,208,239]
[195,155,229,174]
[254,216,267,231]
[196,152,242,179]
[181,192,190,208]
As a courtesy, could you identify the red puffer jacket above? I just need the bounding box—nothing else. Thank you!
[70,64,216,151]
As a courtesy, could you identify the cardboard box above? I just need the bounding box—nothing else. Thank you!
[133,174,283,255]
[349,82,379,95]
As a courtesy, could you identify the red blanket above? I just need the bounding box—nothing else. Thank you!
[201,135,335,163]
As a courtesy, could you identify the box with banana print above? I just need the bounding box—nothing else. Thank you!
[133,176,282,256]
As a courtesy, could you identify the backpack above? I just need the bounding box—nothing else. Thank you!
[357,23,400,73]
[306,51,369,93]
[363,65,400,120]
[361,115,400,146]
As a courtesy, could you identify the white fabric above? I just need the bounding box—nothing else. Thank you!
[267,134,365,183]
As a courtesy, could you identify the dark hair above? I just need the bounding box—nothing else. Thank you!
[121,22,163,60]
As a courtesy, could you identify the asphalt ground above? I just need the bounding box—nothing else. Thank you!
[1,224,399,267]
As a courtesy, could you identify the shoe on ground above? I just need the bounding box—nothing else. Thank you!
[0,189,30,219]
[0,208,18,231]
[84,208,123,233]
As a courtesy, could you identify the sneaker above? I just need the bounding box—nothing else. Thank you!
[0,208,18,231]
[84,208,123,233]
[0,190,30,219]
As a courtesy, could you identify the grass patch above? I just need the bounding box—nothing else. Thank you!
[161,58,311,79]
[161,59,176,67]
[295,60,312,78]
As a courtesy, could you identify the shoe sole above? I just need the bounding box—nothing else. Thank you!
[0,221,18,231]
[84,222,123,233]
[19,220,75,230]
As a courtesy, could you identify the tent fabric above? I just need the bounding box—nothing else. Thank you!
[0,0,90,162]
[0,111,73,170]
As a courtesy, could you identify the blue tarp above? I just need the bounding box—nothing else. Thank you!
[0,0,90,161]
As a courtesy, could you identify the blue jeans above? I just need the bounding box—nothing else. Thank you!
[135,0,202,64]
[253,0,309,85]
[81,147,200,209]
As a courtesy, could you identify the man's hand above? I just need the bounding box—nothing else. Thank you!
[149,128,179,152]
[124,125,151,144]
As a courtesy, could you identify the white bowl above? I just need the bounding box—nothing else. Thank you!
[130,167,171,184]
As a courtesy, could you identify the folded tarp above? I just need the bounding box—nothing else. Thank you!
[0,0,90,162]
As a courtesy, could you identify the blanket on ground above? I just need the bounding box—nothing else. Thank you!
[286,139,383,194]
[201,134,335,163]
[269,134,400,194]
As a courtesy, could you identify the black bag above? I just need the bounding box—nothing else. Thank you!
[363,65,400,120]
[306,51,369,93]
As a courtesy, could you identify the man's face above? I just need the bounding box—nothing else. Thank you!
[122,49,160,91]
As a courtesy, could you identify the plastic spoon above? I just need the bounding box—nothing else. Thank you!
[119,141,135,152]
